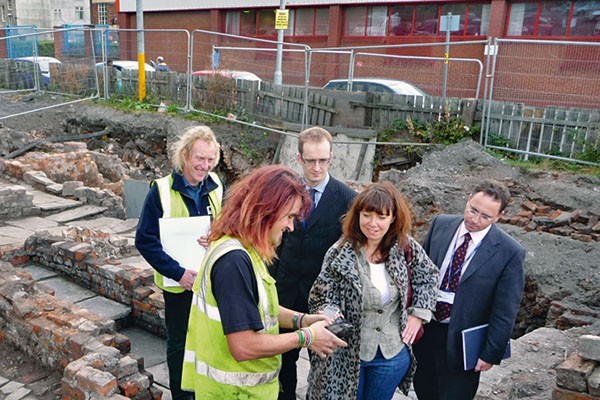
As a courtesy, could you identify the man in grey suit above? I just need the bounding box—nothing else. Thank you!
[413,180,525,400]
[270,126,357,400]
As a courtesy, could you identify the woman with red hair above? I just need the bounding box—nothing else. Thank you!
[182,165,346,399]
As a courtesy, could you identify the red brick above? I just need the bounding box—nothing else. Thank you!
[149,385,164,400]
[552,386,598,399]
[74,366,118,396]
[517,210,533,219]
[571,234,593,242]
[521,200,538,212]
[61,379,86,400]
[556,353,596,392]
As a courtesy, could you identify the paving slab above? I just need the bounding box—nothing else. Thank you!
[145,362,170,393]
[46,205,108,223]
[118,255,153,271]
[119,326,166,368]
[38,276,96,303]
[20,264,58,281]
[0,225,35,239]
[77,296,131,322]
[30,190,82,212]
[5,217,60,231]
[67,217,139,234]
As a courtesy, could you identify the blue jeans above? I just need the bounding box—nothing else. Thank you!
[358,346,411,400]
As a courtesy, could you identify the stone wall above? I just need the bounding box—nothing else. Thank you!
[0,261,162,399]
[0,184,39,220]
[24,231,166,336]
[554,335,600,399]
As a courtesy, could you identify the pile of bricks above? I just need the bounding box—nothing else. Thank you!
[0,184,39,220]
[554,335,600,399]
[0,261,162,399]
[501,200,600,242]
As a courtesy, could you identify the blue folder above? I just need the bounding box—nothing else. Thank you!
[461,323,511,370]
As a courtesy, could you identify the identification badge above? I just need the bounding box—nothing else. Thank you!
[438,290,455,304]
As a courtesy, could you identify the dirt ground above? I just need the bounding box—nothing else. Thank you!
[0,92,599,398]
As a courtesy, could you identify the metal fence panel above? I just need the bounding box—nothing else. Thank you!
[483,39,600,165]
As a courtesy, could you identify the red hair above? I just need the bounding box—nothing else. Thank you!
[209,165,310,263]
[342,181,413,262]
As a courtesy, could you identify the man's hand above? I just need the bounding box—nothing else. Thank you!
[475,359,493,372]
[178,269,198,291]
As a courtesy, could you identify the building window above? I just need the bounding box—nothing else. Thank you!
[508,0,600,37]
[75,6,84,20]
[7,0,13,11]
[240,10,256,36]
[257,9,276,36]
[1,6,5,23]
[98,3,107,24]
[344,6,388,36]
[290,8,328,36]
[54,8,62,20]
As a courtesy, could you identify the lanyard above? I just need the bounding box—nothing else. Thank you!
[443,235,482,290]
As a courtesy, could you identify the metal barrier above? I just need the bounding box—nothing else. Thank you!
[483,39,600,165]
[0,27,100,121]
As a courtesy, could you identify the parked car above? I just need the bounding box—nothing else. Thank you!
[13,56,62,87]
[193,69,260,80]
[192,69,262,86]
[96,60,155,72]
[323,78,428,96]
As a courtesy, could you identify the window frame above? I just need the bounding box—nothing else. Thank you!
[506,0,600,38]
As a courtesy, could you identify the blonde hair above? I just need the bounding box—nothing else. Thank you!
[297,126,333,155]
[171,126,220,173]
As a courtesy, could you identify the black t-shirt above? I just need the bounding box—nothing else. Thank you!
[210,250,264,335]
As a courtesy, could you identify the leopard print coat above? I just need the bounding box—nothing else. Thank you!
[307,236,438,400]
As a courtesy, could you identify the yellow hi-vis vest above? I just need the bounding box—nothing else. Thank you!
[153,172,223,293]
[181,235,281,399]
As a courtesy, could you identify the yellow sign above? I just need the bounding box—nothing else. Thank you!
[275,9,289,30]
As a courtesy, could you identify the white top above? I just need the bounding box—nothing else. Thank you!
[369,262,391,305]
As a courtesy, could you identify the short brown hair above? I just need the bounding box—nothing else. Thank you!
[471,180,511,212]
[297,126,332,155]
[342,181,413,262]
[209,165,310,263]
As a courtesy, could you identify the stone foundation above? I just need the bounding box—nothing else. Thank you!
[553,335,600,399]
[0,261,162,399]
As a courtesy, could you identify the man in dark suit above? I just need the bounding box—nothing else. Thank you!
[413,180,525,400]
[270,126,357,400]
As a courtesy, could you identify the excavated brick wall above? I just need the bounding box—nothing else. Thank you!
[553,335,600,399]
[0,261,162,399]
[24,231,166,337]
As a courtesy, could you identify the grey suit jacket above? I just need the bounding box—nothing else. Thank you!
[423,214,525,370]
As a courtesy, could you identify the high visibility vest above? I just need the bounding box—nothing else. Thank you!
[153,172,223,293]
[181,235,281,399]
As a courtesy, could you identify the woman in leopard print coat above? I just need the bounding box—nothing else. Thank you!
[307,182,438,400]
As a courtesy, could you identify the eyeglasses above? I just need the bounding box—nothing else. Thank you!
[301,157,331,167]
[466,204,495,222]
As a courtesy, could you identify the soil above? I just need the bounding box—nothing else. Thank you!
[0,338,62,398]
[0,92,599,399]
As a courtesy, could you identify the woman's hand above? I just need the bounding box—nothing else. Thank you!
[197,234,209,249]
[301,313,332,327]
[402,314,424,345]
[307,320,347,359]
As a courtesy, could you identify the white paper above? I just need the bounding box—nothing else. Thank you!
[159,215,211,287]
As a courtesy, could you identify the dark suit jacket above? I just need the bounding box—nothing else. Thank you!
[424,215,525,370]
[271,176,356,312]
